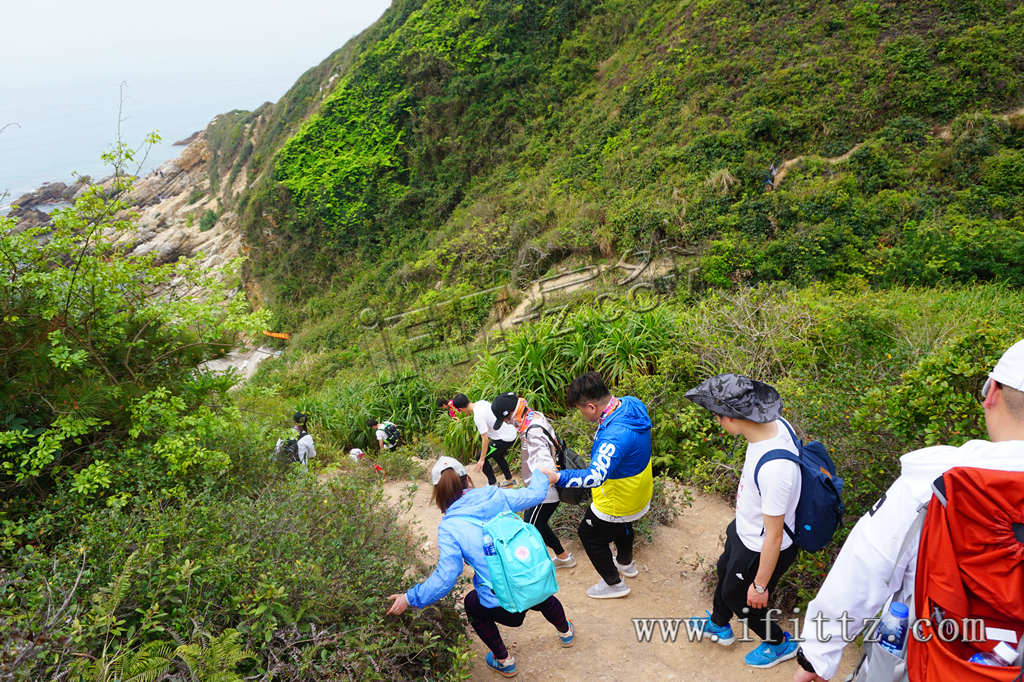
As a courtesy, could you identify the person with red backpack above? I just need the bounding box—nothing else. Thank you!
[793,339,1024,682]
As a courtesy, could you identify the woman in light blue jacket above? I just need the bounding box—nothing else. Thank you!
[386,456,575,677]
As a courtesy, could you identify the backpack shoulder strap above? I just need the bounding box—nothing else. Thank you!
[753,449,802,493]
[753,446,802,543]
[525,424,561,454]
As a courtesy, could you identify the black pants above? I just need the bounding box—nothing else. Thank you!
[711,520,798,645]
[482,439,514,485]
[578,506,633,585]
[523,501,564,555]
[463,589,569,660]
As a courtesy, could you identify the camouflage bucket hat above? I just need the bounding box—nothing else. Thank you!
[684,373,783,423]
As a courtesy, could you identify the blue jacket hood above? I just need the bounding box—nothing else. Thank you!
[598,395,652,436]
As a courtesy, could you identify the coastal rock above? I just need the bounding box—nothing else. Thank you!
[173,131,201,146]
[12,207,50,230]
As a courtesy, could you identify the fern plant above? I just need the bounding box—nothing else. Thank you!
[174,628,254,682]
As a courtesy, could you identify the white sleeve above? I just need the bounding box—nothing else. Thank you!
[758,459,800,516]
[798,474,924,679]
[473,410,489,436]
[298,435,316,460]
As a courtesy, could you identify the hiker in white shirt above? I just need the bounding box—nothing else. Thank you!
[450,393,517,487]
[684,374,803,669]
[793,339,1024,681]
[293,412,316,467]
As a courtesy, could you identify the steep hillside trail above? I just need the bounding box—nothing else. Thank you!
[380,471,858,681]
[772,103,1024,189]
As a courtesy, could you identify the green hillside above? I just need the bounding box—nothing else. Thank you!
[229,0,1022,328]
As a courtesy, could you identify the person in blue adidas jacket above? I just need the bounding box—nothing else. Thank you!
[385,456,575,677]
[538,371,653,600]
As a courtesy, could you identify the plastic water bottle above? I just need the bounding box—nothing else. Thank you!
[483,534,496,556]
[968,641,1017,666]
[877,601,910,654]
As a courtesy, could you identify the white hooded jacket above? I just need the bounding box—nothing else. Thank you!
[798,439,1024,679]
[518,411,560,505]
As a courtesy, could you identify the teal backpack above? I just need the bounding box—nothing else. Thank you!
[454,511,559,613]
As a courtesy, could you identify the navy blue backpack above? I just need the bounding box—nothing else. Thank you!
[754,419,844,552]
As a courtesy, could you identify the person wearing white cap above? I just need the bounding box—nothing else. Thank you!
[385,456,575,677]
[793,339,1024,681]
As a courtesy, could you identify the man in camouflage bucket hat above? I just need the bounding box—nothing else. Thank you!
[682,373,803,669]
[684,373,783,423]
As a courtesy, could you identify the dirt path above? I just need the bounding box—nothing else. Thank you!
[773,102,1024,190]
[383,471,857,681]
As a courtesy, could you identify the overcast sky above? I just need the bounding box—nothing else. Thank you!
[4,0,392,85]
[1,0,393,199]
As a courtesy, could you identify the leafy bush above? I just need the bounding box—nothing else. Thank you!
[1,468,468,680]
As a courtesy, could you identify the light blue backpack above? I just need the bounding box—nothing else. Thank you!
[453,511,559,613]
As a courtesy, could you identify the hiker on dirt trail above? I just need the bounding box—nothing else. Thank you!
[792,341,1024,682]
[369,418,401,451]
[385,456,575,678]
[437,397,459,420]
[284,412,316,469]
[684,374,802,669]
[490,392,576,569]
[451,393,517,488]
[538,372,653,599]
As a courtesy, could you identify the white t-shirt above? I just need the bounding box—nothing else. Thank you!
[472,400,518,442]
[735,419,802,552]
[376,423,396,450]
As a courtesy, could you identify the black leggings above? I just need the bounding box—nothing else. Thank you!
[523,501,564,555]
[710,520,798,645]
[578,505,634,586]
[482,439,514,485]
[463,590,569,660]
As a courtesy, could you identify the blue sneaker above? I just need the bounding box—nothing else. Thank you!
[687,610,735,646]
[744,632,798,668]
[558,620,575,647]
[485,651,517,677]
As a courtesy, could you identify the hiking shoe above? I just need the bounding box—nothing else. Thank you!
[743,632,798,668]
[687,610,736,646]
[586,580,630,599]
[553,553,576,569]
[485,652,517,677]
[498,479,516,488]
[558,620,575,647]
[613,557,638,578]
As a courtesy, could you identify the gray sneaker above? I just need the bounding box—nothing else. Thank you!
[586,580,630,599]
[553,553,576,569]
[613,557,638,578]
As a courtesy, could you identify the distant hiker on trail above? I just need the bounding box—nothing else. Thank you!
[437,397,459,420]
[385,456,575,678]
[452,393,517,488]
[275,412,316,469]
[539,372,653,599]
[491,392,576,569]
[369,418,401,451]
[764,163,778,191]
[684,374,801,669]
[793,340,1024,682]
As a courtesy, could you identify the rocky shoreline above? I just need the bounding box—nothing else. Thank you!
[4,131,244,272]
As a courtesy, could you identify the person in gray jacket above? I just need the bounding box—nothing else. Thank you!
[492,392,576,568]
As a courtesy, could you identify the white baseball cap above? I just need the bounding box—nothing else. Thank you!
[348,448,364,461]
[431,456,467,485]
[983,339,1024,398]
